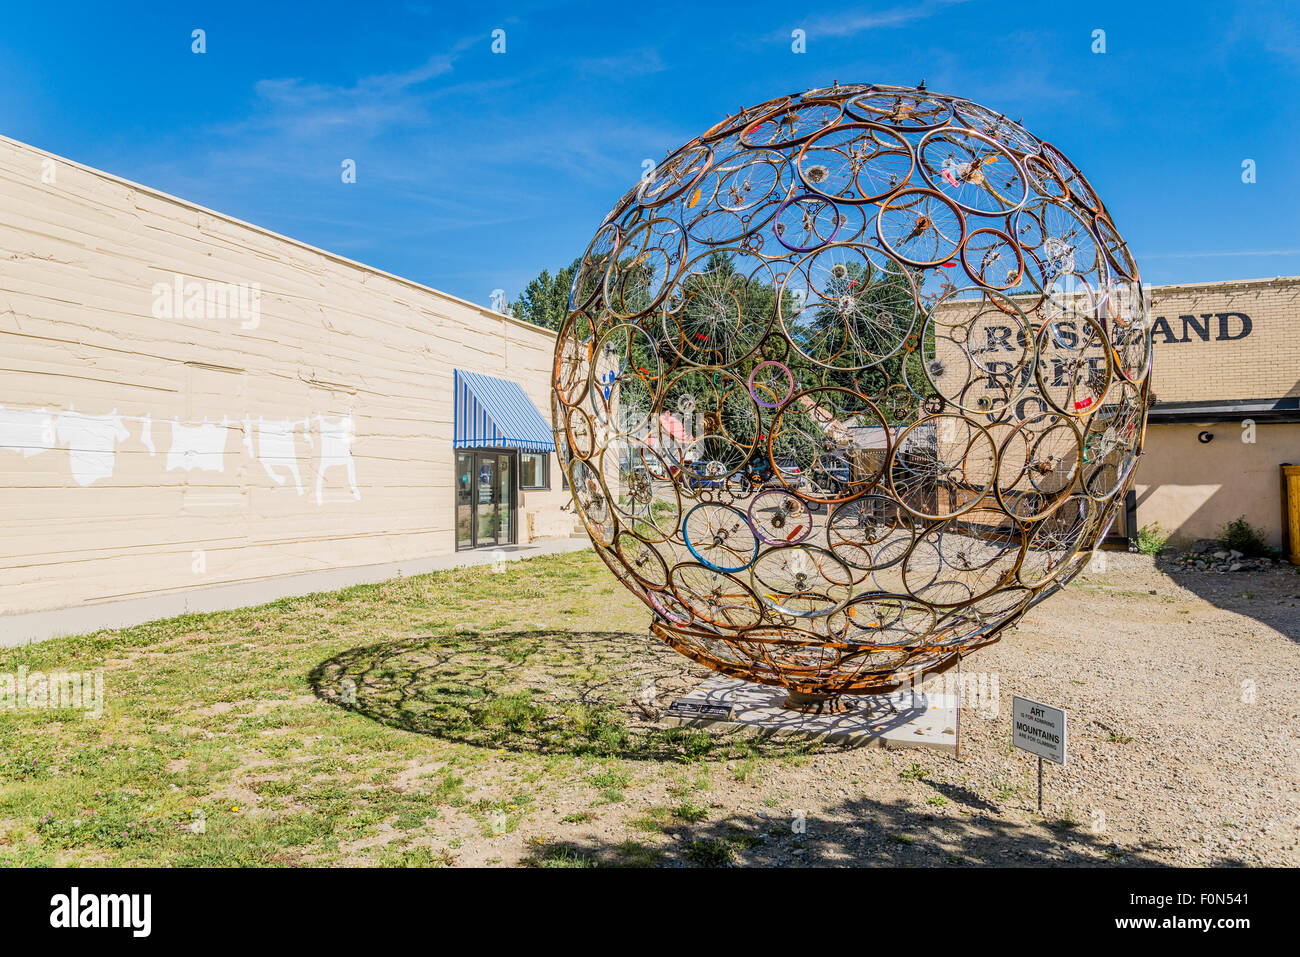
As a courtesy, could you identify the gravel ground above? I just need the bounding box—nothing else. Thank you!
[488,552,1300,867]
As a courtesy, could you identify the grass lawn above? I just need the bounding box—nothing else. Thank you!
[0,551,802,867]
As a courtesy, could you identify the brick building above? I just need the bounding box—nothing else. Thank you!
[929,275,1300,549]
[1135,276,1299,548]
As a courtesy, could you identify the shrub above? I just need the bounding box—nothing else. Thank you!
[1220,516,1269,557]
[1134,523,1169,556]
[685,837,734,867]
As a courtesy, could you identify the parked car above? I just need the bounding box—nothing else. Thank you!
[771,457,807,490]
[813,463,851,496]
[676,460,727,492]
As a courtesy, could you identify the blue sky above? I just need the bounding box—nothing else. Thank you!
[2,0,1297,303]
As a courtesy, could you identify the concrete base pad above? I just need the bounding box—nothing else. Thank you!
[662,675,958,753]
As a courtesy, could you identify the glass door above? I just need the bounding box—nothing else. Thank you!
[458,450,517,549]
[455,452,473,549]
[496,452,514,544]
[476,455,500,546]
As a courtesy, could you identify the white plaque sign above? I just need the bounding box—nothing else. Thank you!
[1012,696,1067,765]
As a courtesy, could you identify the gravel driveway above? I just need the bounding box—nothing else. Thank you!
[512,552,1300,867]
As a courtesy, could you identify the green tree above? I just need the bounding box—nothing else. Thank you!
[508,257,581,331]
[511,249,932,424]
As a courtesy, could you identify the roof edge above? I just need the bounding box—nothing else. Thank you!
[1146,275,1300,295]
[1148,396,1300,423]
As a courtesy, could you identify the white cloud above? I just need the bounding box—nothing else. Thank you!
[799,0,973,39]
[578,47,666,78]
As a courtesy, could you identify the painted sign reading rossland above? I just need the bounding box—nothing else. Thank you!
[1012,696,1067,765]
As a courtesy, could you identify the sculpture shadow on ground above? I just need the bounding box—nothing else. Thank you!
[1153,556,1300,645]
[309,628,829,763]
[521,790,1246,868]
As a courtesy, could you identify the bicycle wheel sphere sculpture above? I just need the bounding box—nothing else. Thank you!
[552,83,1150,704]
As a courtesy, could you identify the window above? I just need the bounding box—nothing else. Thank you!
[520,451,550,490]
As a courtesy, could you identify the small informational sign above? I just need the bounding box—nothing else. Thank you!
[666,700,732,720]
[1012,696,1067,765]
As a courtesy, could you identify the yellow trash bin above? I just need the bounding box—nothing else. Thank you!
[1283,464,1300,565]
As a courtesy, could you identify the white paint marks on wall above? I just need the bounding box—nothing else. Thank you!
[314,414,360,504]
[0,405,57,458]
[244,416,313,495]
[139,413,156,455]
[0,405,361,505]
[53,410,130,487]
[165,418,229,473]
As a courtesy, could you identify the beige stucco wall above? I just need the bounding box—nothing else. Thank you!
[0,134,573,627]
[1133,423,1298,548]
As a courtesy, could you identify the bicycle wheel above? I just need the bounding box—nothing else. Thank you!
[747,488,813,545]
[603,217,688,321]
[841,592,937,648]
[614,529,670,590]
[827,493,918,571]
[700,97,794,143]
[747,360,796,408]
[796,122,915,203]
[772,192,844,252]
[902,507,1024,607]
[910,286,1032,415]
[780,242,919,370]
[844,89,952,130]
[918,128,1028,216]
[590,323,660,437]
[637,141,713,210]
[683,502,760,572]
[661,248,779,368]
[553,311,594,409]
[888,414,997,520]
[601,438,682,543]
[960,227,1025,290]
[750,545,855,618]
[950,100,1040,156]
[1033,199,1108,290]
[767,386,888,504]
[994,412,1084,522]
[740,100,845,150]
[1034,314,1114,419]
[669,563,764,629]
[1018,493,1095,588]
[567,456,617,547]
[660,368,762,482]
[876,188,967,267]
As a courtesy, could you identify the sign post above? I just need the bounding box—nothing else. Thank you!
[954,653,962,760]
[1011,696,1067,813]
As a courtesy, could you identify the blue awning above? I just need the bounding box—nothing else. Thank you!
[453,369,555,453]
